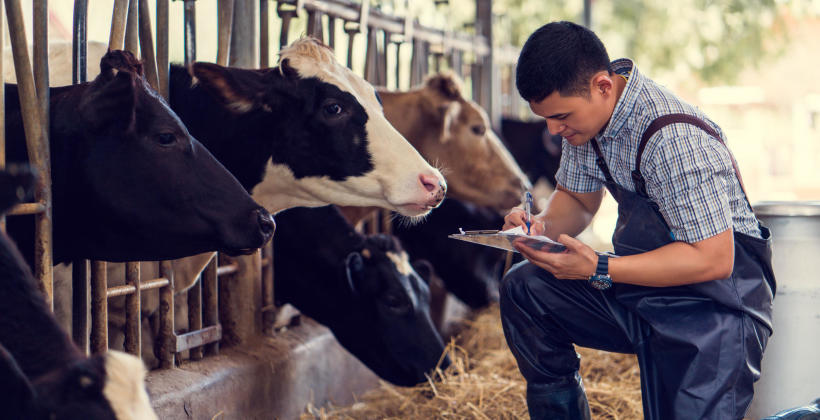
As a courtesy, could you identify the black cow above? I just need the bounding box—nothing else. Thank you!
[4,50,274,265]
[0,166,157,420]
[500,117,563,187]
[392,198,509,309]
[273,205,448,386]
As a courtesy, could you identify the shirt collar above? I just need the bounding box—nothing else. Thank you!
[599,58,641,141]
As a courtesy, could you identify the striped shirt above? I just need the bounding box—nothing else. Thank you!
[555,59,761,242]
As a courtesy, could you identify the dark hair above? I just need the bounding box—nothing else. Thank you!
[516,21,611,102]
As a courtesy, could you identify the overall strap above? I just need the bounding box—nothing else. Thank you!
[634,113,747,199]
[590,139,616,184]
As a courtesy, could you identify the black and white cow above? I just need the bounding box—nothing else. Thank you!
[273,205,449,386]
[392,198,509,309]
[167,37,448,290]
[0,166,157,420]
[4,50,274,265]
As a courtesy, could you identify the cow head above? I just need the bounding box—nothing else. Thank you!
[0,164,35,214]
[1,347,156,420]
[379,72,530,211]
[188,37,446,218]
[342,234,449,386]
[68,50,274,262]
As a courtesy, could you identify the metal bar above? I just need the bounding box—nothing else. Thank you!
[217,0,235,66]
[90,261,108,353]
[125,0,139,55]
[5,0,53,308]
[216,263,239,277]
[124,262,141,356]
[6,202,46,215]
[278,0,489,56]
[188,279,203,360]
[33,0,48,131]
[106,277,169,297]
[409,38,427,87]
[344,22,356,69]
[379,29,388,87]
[259,0,269,67]
[183,0,196,66]
[364,27,378,84]
[584,0,592,28]
[109,0,129,50]
[327,16,335,50]
[277,3,296,50]
[306,9,323,42]
[261,242,274,334]
[138,0,160,91]
[230,0,256,68]
[72,259,90,354]
[158,260,175,368]
[156,0,170,98]
[175,325,221,353]
[202,256,219,356]
[0,8,4,233]
[72,0,88,84]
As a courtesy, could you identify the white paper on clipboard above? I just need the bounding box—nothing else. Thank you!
[449,226,617,256]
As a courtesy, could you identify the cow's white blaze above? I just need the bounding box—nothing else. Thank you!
[267,38,446,217]
[102,351,158,420]
[386,251,413,276]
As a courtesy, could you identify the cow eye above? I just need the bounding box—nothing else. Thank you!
[324,103,343,116]
[383,294,411,314]
[471,125,486,136]
[156,133,177,147]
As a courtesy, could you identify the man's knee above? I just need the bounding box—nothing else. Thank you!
[500,262,555,309]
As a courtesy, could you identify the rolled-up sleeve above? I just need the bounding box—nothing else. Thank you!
[555,141,604,193]
[643,130,734,243]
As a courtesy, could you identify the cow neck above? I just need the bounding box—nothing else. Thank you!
[168,65,274,193]
[0,233,82,380]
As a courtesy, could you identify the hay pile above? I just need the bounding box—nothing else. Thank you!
[302,305,642,419]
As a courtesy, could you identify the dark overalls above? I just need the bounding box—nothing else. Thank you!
[500,114,776,419]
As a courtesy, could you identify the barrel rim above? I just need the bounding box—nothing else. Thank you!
[753,201,820,217]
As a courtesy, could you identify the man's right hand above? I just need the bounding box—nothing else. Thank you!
[502,208,545,235]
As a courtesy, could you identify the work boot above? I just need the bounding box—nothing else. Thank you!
[761,398,820,420]
[526,372,591,420]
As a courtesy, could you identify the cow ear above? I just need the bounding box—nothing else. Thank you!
[345,252,365,295]
[80,69,138,133]
[0,344,36,417]
[425,73,463,101]
[279,58,300,80]
[192,62,268,114]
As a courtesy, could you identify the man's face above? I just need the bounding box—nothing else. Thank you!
[528,75,615,146]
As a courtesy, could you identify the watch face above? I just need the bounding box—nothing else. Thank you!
[589,275,612,290]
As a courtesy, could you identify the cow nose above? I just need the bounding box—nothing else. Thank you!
[419,173,441,193]
[256,208,276,239]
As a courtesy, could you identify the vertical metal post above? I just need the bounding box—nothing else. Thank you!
[476,0,499,128]
[1,5,5,231]
[217,0,235,66]
[90,261,108,353]
[125,0,139,55]
[202,257,219,356]
[5,0,53,307]
[409,38,428,87]
[327,16,335,50]
[109,0,129,51]
[72,259,90,354]
[72,0,88,84]
[188,279,203,360]
[583,0,592,28]
[138,0,160,91]
[230,0,256,68]
[33,0,48,127]
[259,0,269,67]
[158,260,175,368]
[156,0,170,98]
[124,262,142,356]
[183,0,197,66]
[306,10,323,42]
[276,3,296,50]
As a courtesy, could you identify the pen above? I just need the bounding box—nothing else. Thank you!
[524,191,533,235]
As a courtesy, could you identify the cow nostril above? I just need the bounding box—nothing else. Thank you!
[257,209,276,237]
[419,174,439,193]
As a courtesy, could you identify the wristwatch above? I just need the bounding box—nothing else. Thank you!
[588,254,612,290]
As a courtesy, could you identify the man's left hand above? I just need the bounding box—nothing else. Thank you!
[513,234,598,280]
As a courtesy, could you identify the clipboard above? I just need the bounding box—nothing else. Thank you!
[448,227,567,253]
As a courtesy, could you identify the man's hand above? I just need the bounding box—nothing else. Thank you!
[513,234,598,280]
[502,208,546,235]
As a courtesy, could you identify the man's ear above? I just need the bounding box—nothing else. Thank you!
[592,72,615,97]
[192,62,270,113]
[79,69,138,133]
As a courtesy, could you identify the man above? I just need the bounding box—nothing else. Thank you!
[500,21,775,420]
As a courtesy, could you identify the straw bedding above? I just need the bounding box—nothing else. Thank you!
[302,305,643,419]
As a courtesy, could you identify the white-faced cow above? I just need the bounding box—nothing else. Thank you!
[165,37,447,291]
[0,166,157,420]
[4,50,274,266]
[273,205,449,386]
[377,72,530,210]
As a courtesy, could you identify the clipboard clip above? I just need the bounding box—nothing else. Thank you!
[458,228,500,235]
